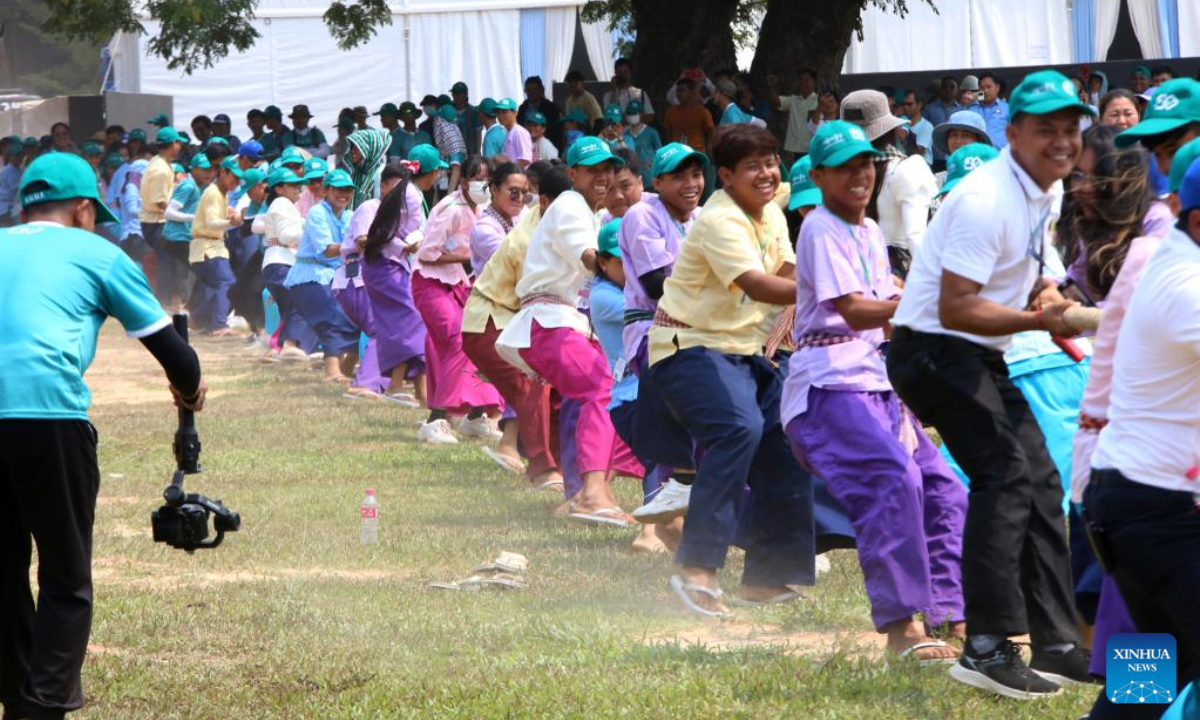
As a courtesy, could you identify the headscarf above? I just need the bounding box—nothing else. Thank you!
[344,128,390,209]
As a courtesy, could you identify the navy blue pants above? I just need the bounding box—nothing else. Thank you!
[262,264,318,352]
[288,281,360,357]
[190,257,234,331]
[643,347,816,588]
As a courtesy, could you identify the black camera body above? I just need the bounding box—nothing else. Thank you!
[150,314,241,553]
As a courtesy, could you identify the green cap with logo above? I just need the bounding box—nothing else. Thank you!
[495,98,518,112]
[324,168,354,189]
[80,141,103,156]
[408,144,449,175]
[478,98,498,117]
[1116,78,1200,148]
[787,155,822,211]
[280,147,305,166]
[598,218,622,257]
[526,111,547,126]
[265,105,283,120]
[219,155,244,179]
[23,137,38,147]
[603,104,623,124]
[565,108,588,126]
[938,143,1000,197]
[268,167,304,188]
[1168,137,1200,193]
[188,154,212,170]
[127,128,147,142]
[652,142,709,178]
[809,120,883,168]
[18,152,119,224]
[566,136,624,168]
[241,167,267,188]
[155,127,183,145]
[302,157,328,181]
[1008,69,1097,120]
[205,136,230,148]
[625,100,644,116]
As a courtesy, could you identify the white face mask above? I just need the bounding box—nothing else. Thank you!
[468,180,490,205]
[627,115,641,126]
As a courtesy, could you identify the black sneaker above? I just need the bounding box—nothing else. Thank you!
[949,639,1063,700]
[1031,645,1098,687]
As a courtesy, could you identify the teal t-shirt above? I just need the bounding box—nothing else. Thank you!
[482,125,507,158]
[0,222,168,420]
[163,176,202,243]
[720,103,756,126]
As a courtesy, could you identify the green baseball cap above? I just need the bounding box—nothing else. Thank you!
[375,102,399,117]
[324,168,354,189]
[526,111,547,126]
[18,152,119,224]
[652,142,709,178]
[565,108,588,125]
[566,136,624,168]
[603,104,623,124]
[268,167,304,188]
[1133,64,1152,79]
[80,141,103,156]
[3,134,21,149]
[451,81,468,94]
[128,128,147,142]
[1008,69,1097,120]
[1116,78,1200,148]
[495,98,518,112]
[598,218,622,256]
[219,156,244,179]
[337,117,355,131]
[302,157,328,180]
[1168,137,1200,193]
[155,127,183,145]
[205,136,230,148]
[809,120,883,169]
[188,154,212,170]
[280,147,305,166]
[938,143,1000,197]
[241,167,267,188]
[625,100,644,116]
[436,104,457,122]
[148,113,170,127]
[103,152,124,168]
[787,156,822,211]
[478,98,498,117]
[265,105,283,120]
[171,162,185,174]
[408,144,449,174]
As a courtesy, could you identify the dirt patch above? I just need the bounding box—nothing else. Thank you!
[645,621,886,657]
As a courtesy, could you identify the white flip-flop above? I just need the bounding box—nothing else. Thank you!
[481,446,525,474]
[567,506,633,528]
[669,574,732,619]
[380,393,421,408]
[898,640,959,667]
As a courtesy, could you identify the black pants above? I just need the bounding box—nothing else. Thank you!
[1085,469,1200,720]
[0,420,100,719]
[887,329,1077,646]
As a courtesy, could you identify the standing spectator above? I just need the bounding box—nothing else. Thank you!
[602,58,655,124]
[564,70,603,127]
[972,73,1010,149]
[376,103,403,159]
[713,78,761,127]
[664,78,715,153]
[139,127,183,306]
[764,69,819,164]
[623,101,661,190]
[902,90,935,164]
[417,95,439,138]
[281,105,331,159]
[518,76,564,150]
[498,99,532,168]
[211,114,242,152]
[432,105,467,193]
[1130,65,1152,95]
[390,102,432,163]
[1151,64,1175,87]
[451,81,481,156]
[353,106,371,131]
[925,77,962,128]
[190,116,213,146]
[479,99,507,160]
[246,109,266,142]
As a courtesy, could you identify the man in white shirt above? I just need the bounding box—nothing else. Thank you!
[602,58,656,125]
[1082,159,1200,720]
[886,70,1094,700]
[764,69,819,164]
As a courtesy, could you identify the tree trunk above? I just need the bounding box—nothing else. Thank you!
[750,0,867,90]
[630,0,740,110]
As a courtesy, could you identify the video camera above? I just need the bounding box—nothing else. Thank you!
[151,315,241,553]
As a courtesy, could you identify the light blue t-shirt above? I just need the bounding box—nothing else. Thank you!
[590,277,638,408]
[970,99,1009,149]
[910,117,935,165]
[720,103,756,126]
[482,124,507,158]
[164,176,202,243]
[0,222,168,420]
[283,200,349,288]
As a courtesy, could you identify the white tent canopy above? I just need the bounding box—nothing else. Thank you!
[111,0,610,138]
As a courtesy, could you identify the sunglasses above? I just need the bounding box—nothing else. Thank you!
[505,187,527,200]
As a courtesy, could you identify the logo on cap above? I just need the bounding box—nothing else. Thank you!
[1062,80,1075,95]
[1154,93,1180,112]
[963,156,984,171]
[822,133,846,150]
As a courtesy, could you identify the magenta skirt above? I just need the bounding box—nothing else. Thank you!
[410,272,501,414]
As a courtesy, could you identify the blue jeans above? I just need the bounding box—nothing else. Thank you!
[190,257,234,331]
[644,347,815,588]
[262,264,318,352]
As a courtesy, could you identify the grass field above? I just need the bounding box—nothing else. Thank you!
[68,326,1097,719]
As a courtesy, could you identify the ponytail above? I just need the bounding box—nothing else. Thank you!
[364,165,414,262]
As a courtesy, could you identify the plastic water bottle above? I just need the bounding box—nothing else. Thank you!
[360,489,379,544]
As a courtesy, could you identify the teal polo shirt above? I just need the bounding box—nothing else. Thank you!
[163,176,202,243]
[0,222,168,420]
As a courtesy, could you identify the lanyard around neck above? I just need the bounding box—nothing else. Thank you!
[837,215,877,294]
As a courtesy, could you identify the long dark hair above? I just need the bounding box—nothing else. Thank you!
[364,165,414,262]
[1058,124,1152,299]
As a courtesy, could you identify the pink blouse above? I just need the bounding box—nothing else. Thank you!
[415,188,478,286]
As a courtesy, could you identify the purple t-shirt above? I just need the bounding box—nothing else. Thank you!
[502,124,533,166]
[469,209,511,277]
[617,195,699,365]
[781,206,898,426]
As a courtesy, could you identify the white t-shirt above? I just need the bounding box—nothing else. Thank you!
[877,155,937,253]
[533,137,559,162]
[892,146,1062,351]
[255,197,305,268]
[779,93,819,154]
[1092,227,1200,492]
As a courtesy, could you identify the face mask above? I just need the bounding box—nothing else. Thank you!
[526,192,540,208]
[468,180,490,205]
[627,115,641,126]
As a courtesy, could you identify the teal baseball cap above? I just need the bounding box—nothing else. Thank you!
[302,157,328,181]
[267,167,304,188]
[478,98,498,117]
[219,155,244,179]
[171,162,185,174]
[188,154,212,170]
[625,100,644,116]
[603,104,623,124]
[18,152,119,224]
[526,111,547,126]
[408,144,449,175]
[241,167,267,188]
[103,152,124,168]
[128,128,147,142]
[565,108,588,125]
[437,104,457,122]
[809,120,883,168]
[938,143,1000,197]
[566,136,624,168]
[787,156,822,211]
[148,113,170,127]
[652,142,709,178]
[23,136,38,147]
[1116,78,1200,148]
[280,147,305,166]
[1008,70,1097,120]
[205,136,230,148]
[1168,137,1200,193]
[495,98,518,112]
[324,168,354,189]
[155,127,183,145]
[598,218,622,256]
[80,141,103,156]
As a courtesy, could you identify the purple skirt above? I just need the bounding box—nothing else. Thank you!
[362,259,427,378]
[333,284,386,393]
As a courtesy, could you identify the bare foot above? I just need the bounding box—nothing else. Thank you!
[529,470,563,491]
[630,525,667,554]
[737,584,800,604]
[654,517,683,553]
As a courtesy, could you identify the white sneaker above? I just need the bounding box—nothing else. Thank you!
[815,554,832,576]
[458,416,503,440]
[631,479,691,523]
[418,419,458,445]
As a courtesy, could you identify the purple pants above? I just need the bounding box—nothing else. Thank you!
[361,258,427,379]
[332,284,386,394]
[787,388,967,630]
[1089,574,1137,676]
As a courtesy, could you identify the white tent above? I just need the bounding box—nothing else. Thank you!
[110,0,615,137]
